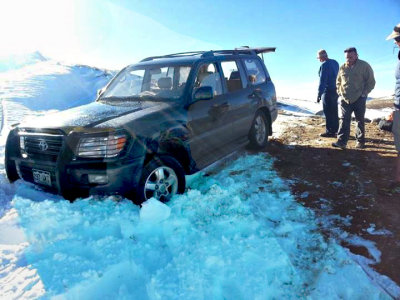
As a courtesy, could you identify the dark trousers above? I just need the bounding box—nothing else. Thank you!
[322,90,339,134]
[337,96,367,145]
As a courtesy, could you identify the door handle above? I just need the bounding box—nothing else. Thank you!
[248,89,263,99]
[212,102,229,110]
[209,102,229,119]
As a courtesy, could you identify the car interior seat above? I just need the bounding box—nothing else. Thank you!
[158,77,172,90]
[227,71,242,92]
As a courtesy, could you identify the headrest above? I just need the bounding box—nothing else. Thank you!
[229,71,240,80]
[158,77,172,89]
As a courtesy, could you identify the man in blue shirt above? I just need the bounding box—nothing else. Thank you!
[317,49,339,137]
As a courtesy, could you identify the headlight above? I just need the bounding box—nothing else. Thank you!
[77,133,127,158]
[20,136,28,157]
[20,136,25,150]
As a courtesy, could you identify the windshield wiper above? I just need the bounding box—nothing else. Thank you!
[99,95,170,103]
[99,96,144,102]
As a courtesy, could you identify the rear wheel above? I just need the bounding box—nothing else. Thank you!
[249,111,270,149]
[138,156,185,203]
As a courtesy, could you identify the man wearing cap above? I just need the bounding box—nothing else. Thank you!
[317,49,339,137]
[332,47,375,149]
[386,23,400,184]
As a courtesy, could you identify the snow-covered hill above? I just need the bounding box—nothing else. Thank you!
[0,57,113,132]
[0,51,48,73]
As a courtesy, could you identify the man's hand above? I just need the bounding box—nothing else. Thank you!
[388,111,394,121]
[317,95,321,103]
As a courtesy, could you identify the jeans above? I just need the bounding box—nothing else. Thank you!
[393,110,400,153]
[337,96,367,145]
[322,90,339,134]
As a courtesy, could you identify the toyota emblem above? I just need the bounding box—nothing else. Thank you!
[38,139,48,151]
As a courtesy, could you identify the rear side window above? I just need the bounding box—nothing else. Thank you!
[243,58,267,85]
[221,61,243,93]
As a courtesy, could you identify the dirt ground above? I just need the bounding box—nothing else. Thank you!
[261,101,400,291]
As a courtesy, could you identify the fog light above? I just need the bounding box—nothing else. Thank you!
[88,174,108,184]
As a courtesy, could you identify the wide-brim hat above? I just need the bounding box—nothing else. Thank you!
[386,23,400,40]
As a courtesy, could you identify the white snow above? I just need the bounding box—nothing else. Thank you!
[0,51,47,73]
[366,224,393,236]
[277,96,393,121]
[0,54,398,299]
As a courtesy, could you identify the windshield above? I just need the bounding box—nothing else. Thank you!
[100,64,192,102]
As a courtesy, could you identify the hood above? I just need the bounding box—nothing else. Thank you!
[20,101,158,132]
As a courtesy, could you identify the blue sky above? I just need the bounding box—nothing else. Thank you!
[2,0,400,99]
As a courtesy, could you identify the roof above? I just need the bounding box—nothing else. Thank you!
[137,47,276,65]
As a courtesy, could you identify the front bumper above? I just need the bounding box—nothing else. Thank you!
[15,157,145,199]
[10,128,146,199]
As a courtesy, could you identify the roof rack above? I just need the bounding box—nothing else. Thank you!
[140,51,206,62]
[140,47,276,62]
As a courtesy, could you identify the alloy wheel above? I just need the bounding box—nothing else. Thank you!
[144,166,178,201]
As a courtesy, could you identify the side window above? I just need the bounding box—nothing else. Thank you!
[178,66,191,86]
[194,63,222,96]
[243,58,267,85]
[221,61,243,93]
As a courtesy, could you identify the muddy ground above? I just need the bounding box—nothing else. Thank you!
[260,101,400,291]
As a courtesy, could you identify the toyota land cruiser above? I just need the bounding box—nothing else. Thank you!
[5,47,278,203]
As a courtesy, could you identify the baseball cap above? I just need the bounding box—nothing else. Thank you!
[386,23,400,40]
[344,47,357,54]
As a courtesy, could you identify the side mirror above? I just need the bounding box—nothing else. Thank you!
[193,86,213,101]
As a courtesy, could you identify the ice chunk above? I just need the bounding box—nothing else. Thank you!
[140,198,171,223]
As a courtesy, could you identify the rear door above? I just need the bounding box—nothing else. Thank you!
[219,60,251,141]
[237,57,274,136]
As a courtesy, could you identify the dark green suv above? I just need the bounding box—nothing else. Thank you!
[5,47,278,203]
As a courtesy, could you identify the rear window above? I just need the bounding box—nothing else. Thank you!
[243,58,267,85]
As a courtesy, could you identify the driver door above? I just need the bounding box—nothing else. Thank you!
[187,63,232,168]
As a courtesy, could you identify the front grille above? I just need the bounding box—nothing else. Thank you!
[20,129,64,162]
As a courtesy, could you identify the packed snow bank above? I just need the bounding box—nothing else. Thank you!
[278,97,323,115]
[1,155,389,299]
[0,51,47,73]
[277,97,393,121]
[0,60,113,131]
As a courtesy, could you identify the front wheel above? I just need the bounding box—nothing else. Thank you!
[137,156,185,203]
[5,131,20,183]
[249,111,270,149]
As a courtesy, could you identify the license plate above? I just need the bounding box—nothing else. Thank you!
[32,169,52,186]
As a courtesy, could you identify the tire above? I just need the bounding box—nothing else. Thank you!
[5,131,20,183]
[249,111,270,149]
[137,155,185,203]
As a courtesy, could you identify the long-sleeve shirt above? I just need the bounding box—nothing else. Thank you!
[395,51,400,110]
[318,59,339,96]
[336,59,375,104]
